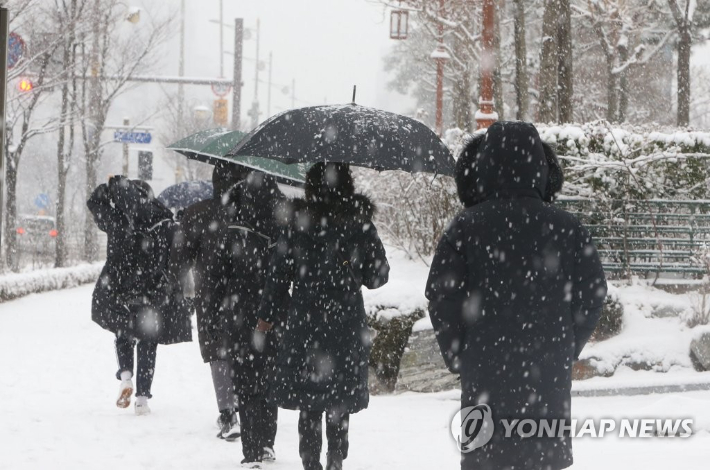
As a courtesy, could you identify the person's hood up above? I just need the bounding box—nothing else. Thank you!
[474,121,548,201]
[284,193,376,243]
[212,163,250,200]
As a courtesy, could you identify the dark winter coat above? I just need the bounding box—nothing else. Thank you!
[169,165,249,362]
[258,194,390,413]
[426,122,607,470]
[88,176,191,345]
[201,173,287,396]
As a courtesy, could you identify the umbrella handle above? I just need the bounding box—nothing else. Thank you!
[352,85,357,104]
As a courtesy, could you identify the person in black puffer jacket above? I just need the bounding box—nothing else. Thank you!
[257,163,390,470]
[202,171,286,465]
[88,176,191,416]
[426,122,607,470]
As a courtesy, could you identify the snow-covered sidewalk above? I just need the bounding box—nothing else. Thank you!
[2,285,710,469]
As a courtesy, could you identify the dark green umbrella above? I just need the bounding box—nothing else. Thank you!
[167,128,308,186]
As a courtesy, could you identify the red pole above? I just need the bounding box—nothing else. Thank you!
[476,0,497,129]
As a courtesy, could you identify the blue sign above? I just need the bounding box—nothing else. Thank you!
[8,32,25,70]
[114,131,152,144]
[34,193,50,210]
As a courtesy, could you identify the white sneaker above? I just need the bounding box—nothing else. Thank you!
[262,446,275,462]
[135,396,151,416]
[116,379,133,408]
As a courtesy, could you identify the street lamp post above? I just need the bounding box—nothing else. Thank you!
[475,0,498,129]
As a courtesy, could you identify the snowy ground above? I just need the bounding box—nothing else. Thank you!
[2,284,710,469]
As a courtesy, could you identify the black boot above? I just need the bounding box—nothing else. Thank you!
[326,452,343,470]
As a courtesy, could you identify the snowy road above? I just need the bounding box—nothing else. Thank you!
[2,285,710,469]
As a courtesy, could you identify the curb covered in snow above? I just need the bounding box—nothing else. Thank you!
[0,264,103,303]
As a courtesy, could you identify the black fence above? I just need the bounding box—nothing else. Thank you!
[557,198,710,278]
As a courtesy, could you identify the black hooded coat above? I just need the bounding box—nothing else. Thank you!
[88,176,191,344]
[169,165,249,362]
[201,173,286,396]
[426,122,607,470]
[257,194,390,413]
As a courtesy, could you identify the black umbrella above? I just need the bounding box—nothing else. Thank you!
[157,180,213,213]
[227,104,455,176]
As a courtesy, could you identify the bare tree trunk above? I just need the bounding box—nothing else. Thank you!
[84,0,102,262]
[677,25,691,126]
[606,58,618,121]
[4,156,18,271]
[513,0,528,120]
[452,30,472,130]
[617,40,629,122]
[538,0,559,122]
[557,0,573,122]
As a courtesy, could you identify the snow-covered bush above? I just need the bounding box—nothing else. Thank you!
[538,122,710,200]
[592,286,625,341]
[355,168,459,259]
[0,264,102,303]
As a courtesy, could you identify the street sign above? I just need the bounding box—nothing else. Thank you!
[213,99,229,126]
[7,32,25,70]
[114,131,152,144]
[34,193,50,210]
[211,81,232,97]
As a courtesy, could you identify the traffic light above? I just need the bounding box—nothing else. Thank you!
[138,151,153,181]
[18,78,33,92]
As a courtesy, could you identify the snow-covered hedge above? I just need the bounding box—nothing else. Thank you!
[536,122,710,199]
[0,264,103,303]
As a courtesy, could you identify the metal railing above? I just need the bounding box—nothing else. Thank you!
[557,198,710,277]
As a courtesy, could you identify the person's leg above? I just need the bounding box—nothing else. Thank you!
[210,360,236,412]
[114,336,135,408]
[325,410,349,468]
[238,394,262,462]
[135,340,157,398]
[114,335,135,379]
[263,399,278,449]
[299,410,324,470]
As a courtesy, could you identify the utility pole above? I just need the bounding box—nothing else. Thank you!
[219,0,223,77]
[250,18,261,129]
[267,51,272,117]
[475,0,497,129]
[232,18,243,130]
[122,118,130,176]
[177,0,186,130]
[0,7,9,259]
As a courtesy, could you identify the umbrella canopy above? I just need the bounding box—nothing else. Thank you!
[227,104,455,176]
[167,128,308,186]
[157,180,213,213]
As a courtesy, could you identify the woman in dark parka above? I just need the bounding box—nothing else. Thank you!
[88,176,191,415]
[202,172,285,465]
[257,163,390,470]
[426,122,607,470]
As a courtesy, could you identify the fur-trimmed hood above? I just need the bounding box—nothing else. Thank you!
[279,193,377,241]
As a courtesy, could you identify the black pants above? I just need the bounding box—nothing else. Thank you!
[238,394,278,462]
[115,336,157,398]
[298,410,350,470]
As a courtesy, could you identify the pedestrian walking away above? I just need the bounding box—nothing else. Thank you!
[257,163,390,470]
[169,162,250,440]
[426,121,607,470]
[88,176,192,416]
[202,171,286,467]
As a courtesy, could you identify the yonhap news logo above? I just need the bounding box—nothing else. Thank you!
[450,404,694,452]
[450,404,495,453]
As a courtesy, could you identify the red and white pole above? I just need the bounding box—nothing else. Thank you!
[475,0,497,130]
